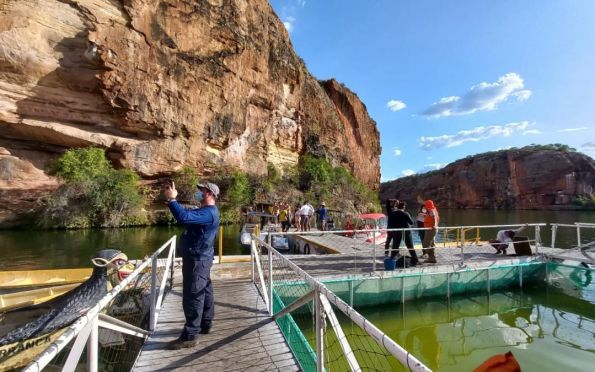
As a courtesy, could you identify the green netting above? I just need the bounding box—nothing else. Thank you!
[273,290,317,372]
[321,262,547,308]
[271,261,565,371]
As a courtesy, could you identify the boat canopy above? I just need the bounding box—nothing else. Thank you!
[359,213,386,220]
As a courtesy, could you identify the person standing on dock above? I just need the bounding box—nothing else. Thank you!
[299,202,315,231]
[163,180,220,349]
[392,201,419,264]
[384,199,398,257]
[318,202,328,231]
[416,205,427,252]
[422,200,439,264]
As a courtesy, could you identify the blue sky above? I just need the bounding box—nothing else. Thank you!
[269,0,595,181]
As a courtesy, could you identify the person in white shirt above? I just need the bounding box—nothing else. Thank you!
[490,224,528,254]
[299,202,315,231]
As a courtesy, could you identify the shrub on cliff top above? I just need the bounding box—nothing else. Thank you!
[41,147,146,228]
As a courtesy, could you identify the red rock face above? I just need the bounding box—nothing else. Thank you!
[0,0,380,225]
[380,149,595,209]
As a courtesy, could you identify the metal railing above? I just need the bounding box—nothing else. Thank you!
[251,235,431,372]
[23,236,177,372]
[548,223,595,263]
[265,223,545,274]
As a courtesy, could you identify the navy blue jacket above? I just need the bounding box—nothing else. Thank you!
[168,202,220,261]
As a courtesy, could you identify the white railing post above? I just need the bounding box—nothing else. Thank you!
[87,316,98,372]
[460,229,465,265]
[149,254,158,331]
[372,225,377,273]
[577,225,582,247]
[535,225,541,255]
[170,239,176,288]
[315,288,324,372]
[251,238,255,283]
[551,224,557,250]
[268,248,273,315]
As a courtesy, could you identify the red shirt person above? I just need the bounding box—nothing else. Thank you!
[422,200,439,263]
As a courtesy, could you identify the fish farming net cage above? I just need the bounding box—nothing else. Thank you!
[17,242,175,372]
[252,238,429,372]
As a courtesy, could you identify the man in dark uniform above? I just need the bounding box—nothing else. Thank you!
[163,180,220,349]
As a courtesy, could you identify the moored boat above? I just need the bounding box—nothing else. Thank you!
[0,283,79,312]
[0,268,91,289]
[0,250,135,371]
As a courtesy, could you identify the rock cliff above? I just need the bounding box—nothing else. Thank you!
[380,147,595,209]
[0,0,380,226]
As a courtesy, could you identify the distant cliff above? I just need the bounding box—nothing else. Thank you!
[380,146,595,209]
[0,0,380,225]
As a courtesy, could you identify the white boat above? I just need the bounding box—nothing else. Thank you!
[240,212,289,252]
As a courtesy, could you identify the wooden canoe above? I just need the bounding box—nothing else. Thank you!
[0,328,67,371]
[0,268,91,289]
[0,283,79,312]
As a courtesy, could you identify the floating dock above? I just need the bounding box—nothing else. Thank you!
[133,270,300,371]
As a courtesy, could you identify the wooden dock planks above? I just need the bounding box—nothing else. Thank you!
[133,275,300,372]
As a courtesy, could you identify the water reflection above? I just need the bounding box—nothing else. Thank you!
[359,285,595,371]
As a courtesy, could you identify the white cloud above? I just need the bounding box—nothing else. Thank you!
[421,163,447,172]
[419,121,531,150]
[297,0,307,7]
[393,147,402,156]
[495,146,512,151]
[402,169,416,176]
[283,16,295,33]
[386,99,407,112]
[513,90,532,102]
[422,73,531,118]
[556,127,588,133]
[522,129,541,136]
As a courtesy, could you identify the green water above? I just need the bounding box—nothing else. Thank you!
[294,282,595,371]
[0,209,593,270]
[0,224,247,270]
[358,286,594,371]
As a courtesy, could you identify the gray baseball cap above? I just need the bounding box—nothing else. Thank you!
[197,182,220,198]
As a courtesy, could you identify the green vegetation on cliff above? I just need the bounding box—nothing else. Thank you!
[216,155,380,223]
[40,148,147,228]
[39,148,379,228]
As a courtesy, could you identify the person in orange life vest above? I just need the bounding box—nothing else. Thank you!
[422,200,439,263]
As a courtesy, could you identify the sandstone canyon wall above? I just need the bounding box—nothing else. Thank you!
[380,148,595,209]
[0,0,381,225]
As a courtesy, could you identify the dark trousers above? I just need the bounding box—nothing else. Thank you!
[181,257,214,341]
[416,221,425,243]
[385,231,396,256]
[393,230,418,262]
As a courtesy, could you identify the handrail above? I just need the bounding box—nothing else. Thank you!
[266,223,547,236]
[24,236,177,372]
[252,236,431,371]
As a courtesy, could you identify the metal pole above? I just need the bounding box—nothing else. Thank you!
[486,268,491,295]
[535,225,541,255]
[551,224,557,250]
[149,255,157,331]
[372,225,377,273]
[460,229,465,265]
[577,225,582,247]
[519,265,523,289]
[447,272,451,299]
[268,248,273,315]
[315,288,324,372]
[87,316,98,372]
[170,239,176,289]
[218,226,223,264]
